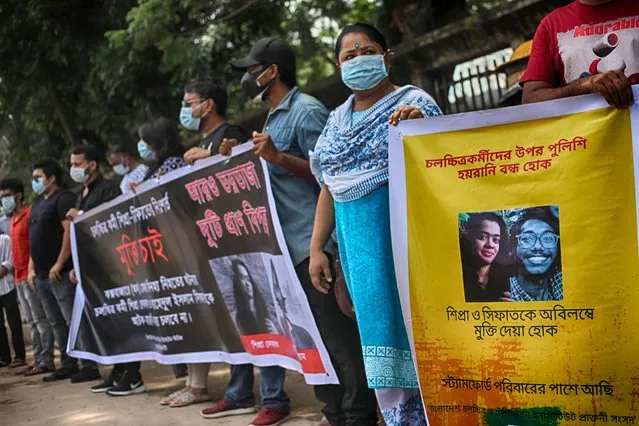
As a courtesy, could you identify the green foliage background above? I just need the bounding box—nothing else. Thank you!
[0,0,513,188]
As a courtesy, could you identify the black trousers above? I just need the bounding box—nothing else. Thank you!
[113,362,142,377]
[295,258,378,426]
[0,289,26,363]
[113,362,186,379]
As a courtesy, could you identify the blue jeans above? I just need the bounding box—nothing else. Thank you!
[35,276,97,371]
[225,364,290,412]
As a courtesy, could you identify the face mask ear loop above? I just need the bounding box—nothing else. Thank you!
[192,99,208,115]
[386,51,392,72]
[256,65,274,88]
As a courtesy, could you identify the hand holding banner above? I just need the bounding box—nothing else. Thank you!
[69,144,337,385]
[390,90,639,424]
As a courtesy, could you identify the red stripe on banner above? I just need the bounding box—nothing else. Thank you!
[239,335,326,374]
[297,349,326,374]
[240,334,298,359]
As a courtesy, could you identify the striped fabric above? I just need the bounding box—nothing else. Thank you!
[310,85,442,203]
[0,234,15,296]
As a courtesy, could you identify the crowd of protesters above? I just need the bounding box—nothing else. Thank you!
[0,2,636,424]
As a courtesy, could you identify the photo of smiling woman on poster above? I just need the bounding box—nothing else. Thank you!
[459,213,511,302]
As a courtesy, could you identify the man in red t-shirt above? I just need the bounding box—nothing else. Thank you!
[521,0,639,108]
[0,178,54,375]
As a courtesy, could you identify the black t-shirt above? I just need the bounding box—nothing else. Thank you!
[76,176,122,212]
[29,189,77,277]
[463,263,510,303]
[199,124,250,155]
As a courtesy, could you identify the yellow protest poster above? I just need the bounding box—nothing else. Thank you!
[389,91,639,425]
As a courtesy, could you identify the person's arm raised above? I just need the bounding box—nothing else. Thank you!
[252,132,316,182]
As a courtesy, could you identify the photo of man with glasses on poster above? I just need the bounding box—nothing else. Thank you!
[507,206,563,302]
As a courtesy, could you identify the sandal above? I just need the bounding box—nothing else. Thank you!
[169,391,210,408]
[9,359,26,369]
[160,388,188,406]
[24,364,54,376]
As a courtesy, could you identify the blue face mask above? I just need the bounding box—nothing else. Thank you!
[137,140,156,161]
[2,196,16,215]
[340,54,389,91]
[179,100,206,132]
[179,107,201,132]
[32,177,46,195]
[113,164,130,176]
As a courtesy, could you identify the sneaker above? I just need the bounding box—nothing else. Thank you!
[90,368,121,393]
[43,368,76,382]
[106,371,146,396]
[70,367,101,384]
[200,399,257,419]
[249,408,291,426]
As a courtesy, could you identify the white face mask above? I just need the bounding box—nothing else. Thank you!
[70,166,90,184]
[1,196,16,215]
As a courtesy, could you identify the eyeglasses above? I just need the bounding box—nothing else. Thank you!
[516,231,559,249]
[181,98,207,108]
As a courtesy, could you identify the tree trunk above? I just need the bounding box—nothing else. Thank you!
[48,82,77,147]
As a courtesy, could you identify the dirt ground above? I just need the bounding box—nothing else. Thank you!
[0,325,324,426]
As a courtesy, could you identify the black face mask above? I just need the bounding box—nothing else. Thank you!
[241,66,272,102]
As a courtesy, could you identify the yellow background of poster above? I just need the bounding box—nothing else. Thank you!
[403,107,639,425]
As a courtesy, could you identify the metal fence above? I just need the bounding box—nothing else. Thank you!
[429,49,513,115]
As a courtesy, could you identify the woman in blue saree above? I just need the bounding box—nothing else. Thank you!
[309,23,442,425]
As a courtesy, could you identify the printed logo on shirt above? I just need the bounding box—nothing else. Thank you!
[557,16,639,85]
[573,16,639,38]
